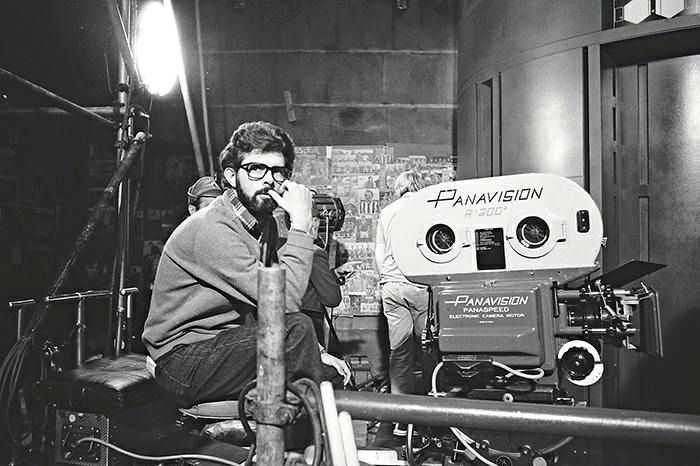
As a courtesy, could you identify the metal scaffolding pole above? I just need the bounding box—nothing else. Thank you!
[103,0,141,86]
[256,265,287,466]
[111,0,134,357]
[0,106,125,119]
[164,0,206,176]
[23,133,147,335]
[195,0,214,175]
[0,68,117,129]
[334,391,700,448]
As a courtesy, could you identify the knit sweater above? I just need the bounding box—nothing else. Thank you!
[142,195,315,361]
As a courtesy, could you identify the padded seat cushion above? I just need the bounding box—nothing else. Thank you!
[38,353,158,414]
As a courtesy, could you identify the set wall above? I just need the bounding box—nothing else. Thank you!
[154,0,456,160]
[455,4,700,463]
[456,0,603,181]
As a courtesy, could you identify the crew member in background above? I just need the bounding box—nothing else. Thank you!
[143,121,322,406]
[186,175,222,215]
[281,206,356,385]
[375,169,429,437]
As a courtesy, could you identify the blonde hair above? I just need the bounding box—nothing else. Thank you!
[394,169,425,197]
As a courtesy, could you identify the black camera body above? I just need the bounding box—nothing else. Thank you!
[312,193,345,234]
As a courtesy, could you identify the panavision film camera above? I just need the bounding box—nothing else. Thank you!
[390,173,663,403]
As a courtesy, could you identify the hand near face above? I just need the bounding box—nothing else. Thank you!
[267,180,313,234]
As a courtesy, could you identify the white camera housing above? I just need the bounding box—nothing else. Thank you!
[391,173,604,286]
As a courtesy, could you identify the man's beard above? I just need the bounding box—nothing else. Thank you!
[236,185,277,216]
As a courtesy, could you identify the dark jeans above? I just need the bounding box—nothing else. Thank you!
[155,312,322,407]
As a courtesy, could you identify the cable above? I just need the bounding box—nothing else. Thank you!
[451,427,499,466]
[75,437,241,466]
[539,436,574,454]
[235,378,325,466]
[429,361,502,466]
[0,335,42,451]
[429,361,445,397]
[491,361,545,380]
[287,381,324,466]
[295,377,332,464]
[431,359,573,464]
[243,442,255,466]
[236,379,258,442]
[405,423,430,466]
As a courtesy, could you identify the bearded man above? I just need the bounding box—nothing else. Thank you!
[143,121,321,406]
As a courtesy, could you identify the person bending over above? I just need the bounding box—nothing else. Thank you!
[143,121,321,406]
[281,207,357,384]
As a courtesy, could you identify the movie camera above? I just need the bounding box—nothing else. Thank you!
[312,192,346,234]
[389,173,663,402]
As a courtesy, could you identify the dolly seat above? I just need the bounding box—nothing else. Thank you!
[38,353,158,414]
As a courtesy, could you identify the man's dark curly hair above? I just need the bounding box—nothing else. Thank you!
[218,121,296,186]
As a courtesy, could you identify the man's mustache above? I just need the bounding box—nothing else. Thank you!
[254,187,279,202]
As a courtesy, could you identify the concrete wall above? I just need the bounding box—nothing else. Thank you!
[155,0,456,165]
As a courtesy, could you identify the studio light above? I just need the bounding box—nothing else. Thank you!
[135,1,180,96]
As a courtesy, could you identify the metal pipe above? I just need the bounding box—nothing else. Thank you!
[256,265,286,466]
[194,0,214,174]
[114,300,124,357]
[76,298,86,366]
[44,290,112,302]
[320,381,347,466]
[103,0,141,86]
[338,411,360,466]
[0,68,117,129]
[16,308,25,342]
[111,0,134,360]
[120,287,139,352]
[164,0,206,176]
[0,106,124,118]
[23,133,147,336]
[8,299,36,341]
[334,391,700,447]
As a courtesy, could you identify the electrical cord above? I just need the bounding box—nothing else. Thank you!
[430,360,573,464]
[428,362,497,465]
[236,379,258,442]
[491,360,545,380]
[287,381,324,466]
[0,335,43,452]
[295,377,332,464]
[75,437,241,466]
[236,378,325,466]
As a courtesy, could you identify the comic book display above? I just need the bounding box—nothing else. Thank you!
[291,145,455,317]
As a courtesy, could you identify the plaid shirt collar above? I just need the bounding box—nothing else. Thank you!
[225,187,261,238]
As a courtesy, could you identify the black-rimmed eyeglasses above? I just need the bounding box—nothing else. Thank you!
[240,163,291,183]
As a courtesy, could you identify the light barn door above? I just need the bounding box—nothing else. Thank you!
[613,54,700,416]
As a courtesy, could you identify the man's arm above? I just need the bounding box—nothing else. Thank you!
[309,247,342,308]
[193,219,314,314]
